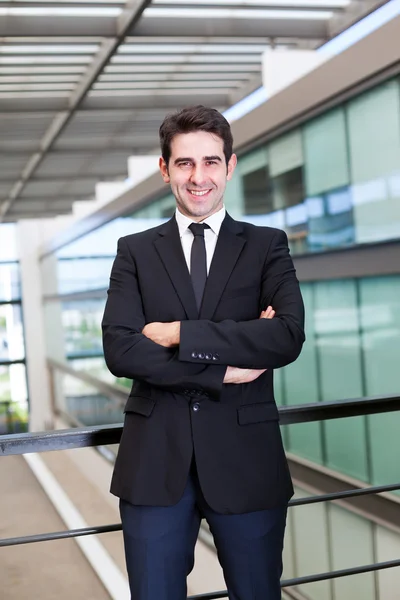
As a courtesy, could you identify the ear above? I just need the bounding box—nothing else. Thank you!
[226,153,237,181]
[159,157,170,183]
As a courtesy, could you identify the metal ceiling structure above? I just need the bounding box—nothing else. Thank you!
[0,0,389,221]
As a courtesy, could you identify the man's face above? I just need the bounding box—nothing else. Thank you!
[159,131,237,221]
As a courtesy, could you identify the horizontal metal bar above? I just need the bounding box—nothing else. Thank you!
[1,481,400,547]
[187,558,400,599]
[281,558,400,587]
[2,521,399,593]
[0,358,26,367]
[278,394,400,425]
[1,393,400,456]
[0,424,122,456]
[289,481,400,506]
[0,523,121,548]
[0,299,22,307]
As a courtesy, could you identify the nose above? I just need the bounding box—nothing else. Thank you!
[189,164,207,187]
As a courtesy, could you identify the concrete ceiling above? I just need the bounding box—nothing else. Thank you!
[0,0,388,220]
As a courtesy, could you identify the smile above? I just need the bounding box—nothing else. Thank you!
[188,189,212,197]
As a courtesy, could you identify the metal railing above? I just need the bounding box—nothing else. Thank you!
[1,394,400,598]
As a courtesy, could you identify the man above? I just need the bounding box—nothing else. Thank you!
[102,105,305,600]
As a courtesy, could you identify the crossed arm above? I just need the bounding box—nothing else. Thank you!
[142,307,275,385]
[102,231,304,397]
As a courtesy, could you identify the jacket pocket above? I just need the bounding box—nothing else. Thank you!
[237,402,279,425]
[124,395,155,417]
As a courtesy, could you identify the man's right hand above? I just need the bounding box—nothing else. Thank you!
[223,306,275,384]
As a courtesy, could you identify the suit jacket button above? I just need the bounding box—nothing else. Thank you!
[198,352,205,359]
[205,353,212,360]
[212,353,220,361]
[191,351,198,359]
[192,402,200,412]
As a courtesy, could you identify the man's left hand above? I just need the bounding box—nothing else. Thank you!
[142,321,180,347]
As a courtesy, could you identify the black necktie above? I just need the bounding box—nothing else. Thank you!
[189,222,210,312]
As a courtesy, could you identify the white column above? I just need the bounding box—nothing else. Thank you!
[17,220,54,431]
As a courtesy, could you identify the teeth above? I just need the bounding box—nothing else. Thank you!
[190,190,210,196]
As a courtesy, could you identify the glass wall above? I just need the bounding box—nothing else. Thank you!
[277,275,400,489]
[0,223,28,434]
[284,485,400,600]
[224,77,400,255]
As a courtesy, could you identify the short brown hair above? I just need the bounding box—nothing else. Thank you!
[159,105,233,167]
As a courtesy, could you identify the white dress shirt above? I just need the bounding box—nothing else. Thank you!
[175,206,226,275]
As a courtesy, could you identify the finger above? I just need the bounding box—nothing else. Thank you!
[260,306,275,319]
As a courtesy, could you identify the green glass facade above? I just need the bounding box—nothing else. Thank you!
[284,485,400,600]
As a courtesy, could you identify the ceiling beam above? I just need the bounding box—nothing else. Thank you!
[0,90,231,112]
[0,0,152,221]
[0,147,153,156]
[2,15,329,39]
[0,173,128,182]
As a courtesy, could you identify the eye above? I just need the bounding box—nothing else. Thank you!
[178,161,192,168]
[206,160,217,166]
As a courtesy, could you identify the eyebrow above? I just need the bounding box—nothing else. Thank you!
[173,155,223,165]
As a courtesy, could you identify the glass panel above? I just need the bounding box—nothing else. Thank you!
[359,276,400,489]
[241,164,274,215]
[62,299,105,359]
[237,131,306,252]
[304,107,349,196]
[41,214,166,295]
[0,263,21,302]
[60,370,124,426]
[347,79,400,244]
[282,507,295,580]
[237,146,268,177]
[0,397,28,434]
[269,129,303,178]
[0,223,18,261]
[0,303,25,362]
[57,257,114,295]
[224,169,245,217]
[0,363,28,404]
[375,525,400,600]
[328,505,376,600]
[284,284,323,463]
[291,486,332,600]
[68,356,132,390]
[306,187,355,252]
[314,280,368,480]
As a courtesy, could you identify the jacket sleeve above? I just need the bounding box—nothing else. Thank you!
[102,237,226,398]
[178,229,305,369]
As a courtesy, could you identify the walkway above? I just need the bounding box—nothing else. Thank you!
[0,454,111,600]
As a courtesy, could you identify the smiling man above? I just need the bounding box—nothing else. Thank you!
[102,105,305,600]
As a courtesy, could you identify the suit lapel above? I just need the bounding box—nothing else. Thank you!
[200,214,246,320]
[153,216,198,320]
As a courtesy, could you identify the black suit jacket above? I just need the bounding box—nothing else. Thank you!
[102,213,305,514]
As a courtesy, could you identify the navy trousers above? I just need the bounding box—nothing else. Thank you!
[120,467,287,600]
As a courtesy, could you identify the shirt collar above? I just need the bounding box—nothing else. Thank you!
[175,205,226,238]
